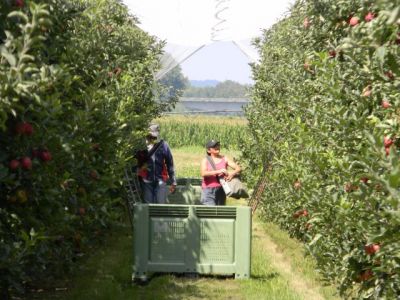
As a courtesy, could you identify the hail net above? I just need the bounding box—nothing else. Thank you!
[123,0,293,79]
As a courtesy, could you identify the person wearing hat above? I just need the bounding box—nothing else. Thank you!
[137,123,177,203]
[200,140,241,205]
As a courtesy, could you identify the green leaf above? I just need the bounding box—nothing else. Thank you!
[387,6,400,24]
[0,165,8,180]
[387,53,400,74]
[7,11,29,23]
[19,54,35,64]
[375,47,386,68]
[309,233,322,246]
[30,228,37,238]
[388,166,400,188]
[1,47,16,67]
[20,230,29,242]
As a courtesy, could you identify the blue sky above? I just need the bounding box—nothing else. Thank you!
[180,41,254,84]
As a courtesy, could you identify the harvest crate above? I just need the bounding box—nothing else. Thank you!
[132,204,251,281]
[167,177,202,205]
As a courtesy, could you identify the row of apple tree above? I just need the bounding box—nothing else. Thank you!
[243,0,399,298]
[0,0,173,296]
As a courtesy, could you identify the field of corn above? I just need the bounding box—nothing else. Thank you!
[155,115,248,150]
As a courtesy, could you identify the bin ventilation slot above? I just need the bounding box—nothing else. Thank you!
[195,207,237,219]
[149,206,189,218]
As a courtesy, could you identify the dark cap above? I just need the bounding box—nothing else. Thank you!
[148,124,160,138]
[206,140,220,149]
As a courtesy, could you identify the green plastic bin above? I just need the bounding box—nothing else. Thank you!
[132,204,251,281]
[167,178,202,205]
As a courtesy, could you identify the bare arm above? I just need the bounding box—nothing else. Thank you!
[225,156,241,181]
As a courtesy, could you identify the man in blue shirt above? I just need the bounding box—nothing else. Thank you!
[137,124,177,203]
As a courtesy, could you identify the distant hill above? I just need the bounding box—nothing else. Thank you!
[190,79,219,87]
[183,80,250,98]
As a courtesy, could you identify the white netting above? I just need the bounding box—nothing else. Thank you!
[156,44,206,80]
[123,0,294,78]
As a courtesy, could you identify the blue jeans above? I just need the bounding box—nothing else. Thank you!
[142,180,168,204]
[201,187,226,206]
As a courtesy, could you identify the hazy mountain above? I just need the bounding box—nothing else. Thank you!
[184,80,250,98]
[190,79,219,87]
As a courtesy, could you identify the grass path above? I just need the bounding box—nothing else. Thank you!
[35,211,339,300]
[252,219,324,300]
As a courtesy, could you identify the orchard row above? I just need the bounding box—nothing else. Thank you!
[243,0,400,298]
[0,0,175,297]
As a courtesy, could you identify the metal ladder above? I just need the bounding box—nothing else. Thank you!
[247,154,273,215]
[123,166,143,228]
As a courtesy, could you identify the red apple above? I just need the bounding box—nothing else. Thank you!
[20,157,32,170]
[385,147,390,156]
[358,269,373,281]
[364,243,380,255]
[22,122,33,135]
[365,12,375,22]
[9,159,20,170]
[360,177,369,184]
[40,150,52,162]
[381,100,391,109]
[384,136,393,148]
[14,122,33,135]
[15,0,24,8]
[328,50,336,58]
[293,209,308,218]
[349,16,359,26]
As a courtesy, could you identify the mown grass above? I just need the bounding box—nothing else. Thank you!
[257,220,339,300]
[36,212,338,300]
[35,216,303,300]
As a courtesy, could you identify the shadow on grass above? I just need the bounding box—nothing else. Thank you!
[129,271,280,300]
[130,273,235,300]
[250,272,279,281]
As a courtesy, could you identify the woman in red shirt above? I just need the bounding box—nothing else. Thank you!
[200,140,241,205]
